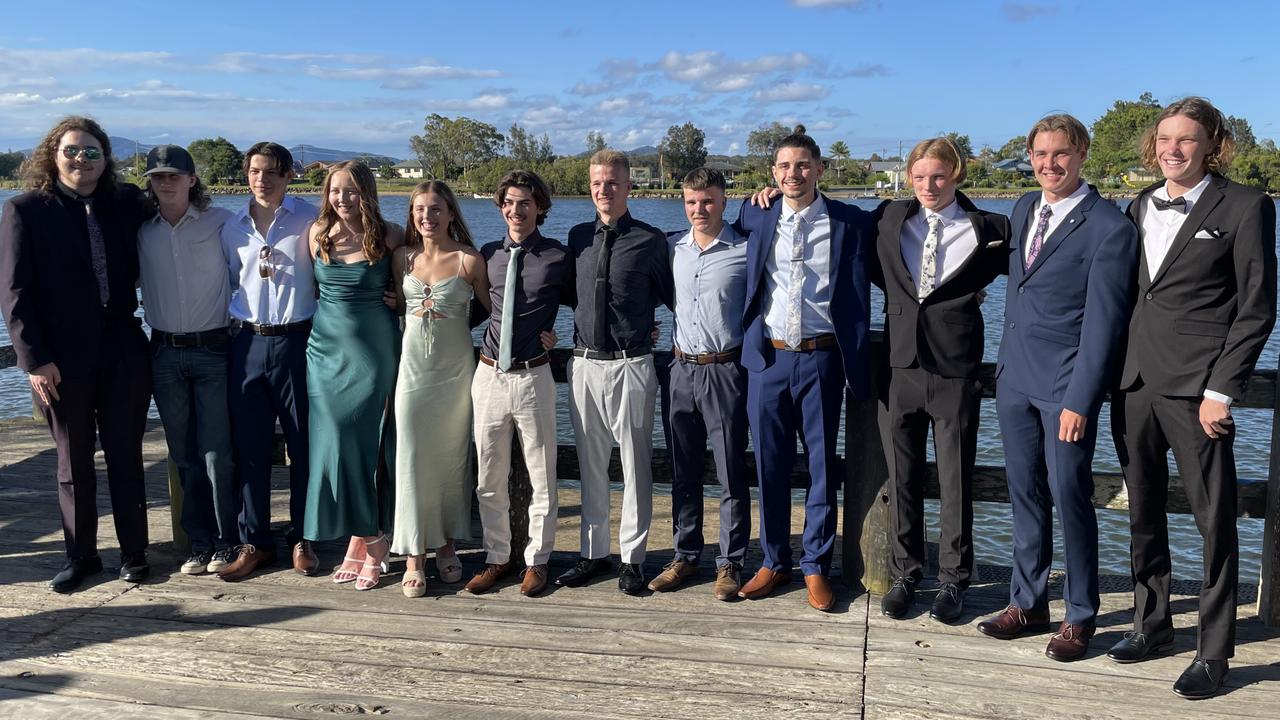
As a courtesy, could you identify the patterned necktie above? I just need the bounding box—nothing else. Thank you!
[1025,204,1053,269]
[918,214,943,300]
[82,199,110,305]
[784,213,807,348]
[593,228,615,349]
[498,243,525,371]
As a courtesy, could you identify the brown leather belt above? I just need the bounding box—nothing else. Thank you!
[479,353,550,371]
[769,333,836,352]
[672,345,742,365]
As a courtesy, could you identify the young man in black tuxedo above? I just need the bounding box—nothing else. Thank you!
[1108,97,1276,699]
[872,138,1010,623]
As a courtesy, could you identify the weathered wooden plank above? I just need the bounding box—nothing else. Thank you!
[0,688,278,720]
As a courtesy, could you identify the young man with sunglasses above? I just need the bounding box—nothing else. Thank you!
[0,116,152,592]
[218,142,319,581]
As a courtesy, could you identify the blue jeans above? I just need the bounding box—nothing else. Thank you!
[151,341,238,553]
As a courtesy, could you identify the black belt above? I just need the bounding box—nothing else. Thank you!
[770,333,836,352]
[233,320,312,337]
[572,347,651,361]
[672,345,742,365]
[479,353,550,371]
[152,328,230,348]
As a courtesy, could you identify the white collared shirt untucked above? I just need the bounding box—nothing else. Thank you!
[763,195,834,340]
[138,205,234,333]
[1023,181,1091,264]
[221,196,319,324]
[900,200,977,299]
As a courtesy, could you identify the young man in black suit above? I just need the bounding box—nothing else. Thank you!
[873,137,1010,623]
[0,116,151,592]
[1108,97,1276,699]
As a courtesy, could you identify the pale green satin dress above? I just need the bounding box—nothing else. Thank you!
[391,262,476,555]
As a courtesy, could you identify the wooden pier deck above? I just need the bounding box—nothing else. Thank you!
[1,418,1277,719]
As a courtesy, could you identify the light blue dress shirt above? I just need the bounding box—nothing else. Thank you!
[221,196,319,324]
[670,224,748,354]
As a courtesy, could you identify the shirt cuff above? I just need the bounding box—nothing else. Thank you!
[1203,389,1233,406]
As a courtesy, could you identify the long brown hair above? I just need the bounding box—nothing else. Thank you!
[313,160,389,264]
[21,116,119,194]
[404,180,474,249]
[1139,97,1236,176]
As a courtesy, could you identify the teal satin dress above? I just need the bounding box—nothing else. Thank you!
[304,254,399,541]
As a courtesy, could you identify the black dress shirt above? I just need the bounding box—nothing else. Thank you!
[479,231,574,363]
[567,212,674,352]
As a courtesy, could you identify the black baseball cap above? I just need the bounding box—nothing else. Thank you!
[144,145,196,176]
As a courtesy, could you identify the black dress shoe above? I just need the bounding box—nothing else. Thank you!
[618,563,645,595]
[880,576,915,619]
[1106,631,1175,664]
[929,582,965,623]
[119,552,151,583]
[555,557,612,587]
[50,556,104,593]
[1172,657,1228,699]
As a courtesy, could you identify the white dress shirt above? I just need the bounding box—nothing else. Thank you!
[138,206,233,333]
[1136,173,1231,405]
[900,199,977,299]
[221,196,319,325]
[1023,180,1091,263]
[763,195,834,339]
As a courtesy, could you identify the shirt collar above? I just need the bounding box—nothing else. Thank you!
[55,179,95,202]
[917,198,963,226]
[149,204,201,227]
[505,230,543,251]
[779,194,826,225]
[676,223,742,250]
[1038,179,1090,213]
[236,195,297,226]
[595,211,633,235]
[1154,173,1212,210]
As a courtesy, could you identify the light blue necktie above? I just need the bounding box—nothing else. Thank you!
[498,244,525,371]
[784,213,807,348]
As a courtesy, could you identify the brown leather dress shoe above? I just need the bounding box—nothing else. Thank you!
[804,574,835,611]
[1045,621,1095,662]
[647,558,697,592]
[216,545,276,582]
[737,566,792,600]
[713,564,741,601]
[464,562,513,594]
[520,564,548,596]
[976,604,1051,640]
[292,541,319,576]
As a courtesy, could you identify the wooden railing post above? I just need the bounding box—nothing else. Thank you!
[842,336,892,594]
[1259,357,1280,627]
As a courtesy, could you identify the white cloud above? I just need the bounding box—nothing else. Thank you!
[429,93,511,111]
[751,82,830,103]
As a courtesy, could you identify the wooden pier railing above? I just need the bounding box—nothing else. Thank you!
[3,337,1278,626]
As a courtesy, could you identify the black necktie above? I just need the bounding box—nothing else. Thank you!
[1152,195,1187,212]
[593,228,615,349]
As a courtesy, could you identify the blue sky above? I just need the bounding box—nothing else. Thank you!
[1,0,1277,160]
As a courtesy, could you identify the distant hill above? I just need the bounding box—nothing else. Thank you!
[290,144,399,166]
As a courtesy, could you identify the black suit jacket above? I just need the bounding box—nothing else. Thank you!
[1120,174,1277,399]
[0,183,148,378]
[871,191,1011,378]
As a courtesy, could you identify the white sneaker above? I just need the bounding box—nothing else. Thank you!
[181,552,212,575]
[206,548,234,574]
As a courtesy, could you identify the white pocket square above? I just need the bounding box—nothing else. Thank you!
[1194,229,1223,239]
[985,240,1003,248]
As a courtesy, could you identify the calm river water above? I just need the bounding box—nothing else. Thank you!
[1,190,1275,582]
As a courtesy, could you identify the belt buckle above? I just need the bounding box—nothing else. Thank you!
[171,334,194,348]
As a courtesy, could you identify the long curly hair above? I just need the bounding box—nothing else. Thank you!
[21,116,119,194]
[313,160,388,264]
[404,180,474,249]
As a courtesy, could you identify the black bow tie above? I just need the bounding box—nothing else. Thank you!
[1152,195,1187,212]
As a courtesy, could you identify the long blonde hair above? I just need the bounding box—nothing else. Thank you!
[313,160,389,264]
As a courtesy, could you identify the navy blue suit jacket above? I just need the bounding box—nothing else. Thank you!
[996,187,1137,418]
[737,194,874,399]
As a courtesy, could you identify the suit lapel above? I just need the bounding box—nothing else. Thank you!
[940,192,989,289]
[1148,176,1226,288]
[823,193,845,282]
[1010,194,1035,286]
[881,198,919,298]
[1020,189,1094,284]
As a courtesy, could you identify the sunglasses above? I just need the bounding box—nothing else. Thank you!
[60,145,103,161]
[258,245,274,279]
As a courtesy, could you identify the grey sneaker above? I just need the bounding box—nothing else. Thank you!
[181,551,212,575]
[206,548,235,574]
